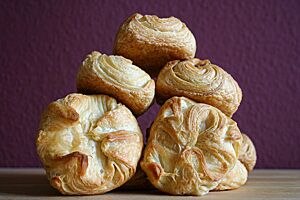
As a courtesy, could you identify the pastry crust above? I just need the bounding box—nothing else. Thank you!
[76,51,155,116]
[213,160,248,191]
[140,96,242,195]
[36,93,143,195]
[113,13,196,74]
[239,133,257,172]
[156,59,242,117]
[214,133,256,191]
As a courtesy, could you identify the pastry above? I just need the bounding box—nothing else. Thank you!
[36,93,143,195]
[214,133,256,190]
[156,58,242,117]
[140,96,242,195]
[113,13,196,74]
[213,160,248,191]
[76,51,155,116]
[239,133,257,172]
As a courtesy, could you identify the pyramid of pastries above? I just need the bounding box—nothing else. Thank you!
[36,13,256,196]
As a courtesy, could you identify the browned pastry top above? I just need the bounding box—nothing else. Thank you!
[113,13,196,74]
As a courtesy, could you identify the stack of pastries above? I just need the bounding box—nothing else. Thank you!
[36,13,256,196]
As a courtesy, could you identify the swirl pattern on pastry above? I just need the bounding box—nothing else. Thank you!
[36,94,143,195]
[140,96,242,195]
[156,59,242,117]
[113,13,196,73]
[76,51,155,116]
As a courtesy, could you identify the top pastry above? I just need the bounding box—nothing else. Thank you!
[113,13,196,75]
[76,51,155,116]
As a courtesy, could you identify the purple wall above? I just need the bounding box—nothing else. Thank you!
[0,0,299,168]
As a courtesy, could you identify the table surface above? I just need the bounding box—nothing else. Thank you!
[0,168,299,200]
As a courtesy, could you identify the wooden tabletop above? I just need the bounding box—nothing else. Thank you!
[0,168,299,200]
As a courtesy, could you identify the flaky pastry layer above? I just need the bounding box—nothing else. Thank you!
[214,133,256,190]
[214,160,248,191]
[113,13,196,74]
[36,94,143,195]
[239,133,257,172]
[140,96,242,195]
[76,51,155,116]
[156,59,242,117]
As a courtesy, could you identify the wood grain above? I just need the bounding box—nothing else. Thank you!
[0,168,299,199]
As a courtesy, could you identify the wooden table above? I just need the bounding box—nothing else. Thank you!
[0,168,299,199]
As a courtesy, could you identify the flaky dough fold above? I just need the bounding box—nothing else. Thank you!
[36,94,143,195]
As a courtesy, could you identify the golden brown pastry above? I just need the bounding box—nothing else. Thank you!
[156,59,242,117]
[214,133,256,191]
[76,51,155,116]
[213,160,248,191]
[140,96,242,195]
[36,93,143,195]
[239,133,257,172]
[113,13,196,74]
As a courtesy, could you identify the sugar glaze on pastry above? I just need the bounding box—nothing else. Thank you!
[36,94,143,195]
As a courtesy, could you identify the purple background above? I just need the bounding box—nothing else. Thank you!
[0,0,299,168]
